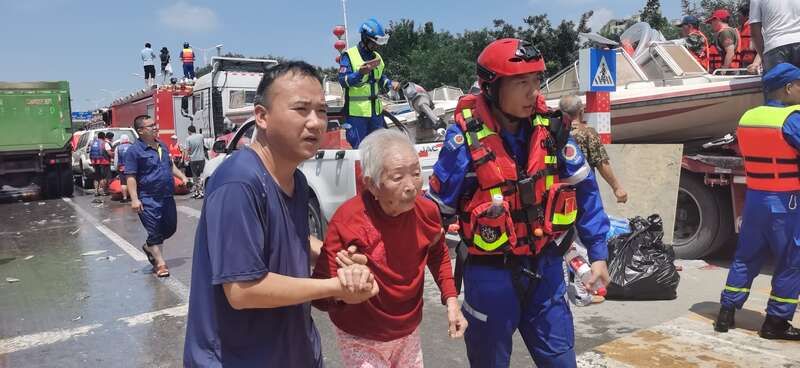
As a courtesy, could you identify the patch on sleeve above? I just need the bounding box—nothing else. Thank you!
[562,142,579,162]
[446,133,465,151]
[339,66,348,73]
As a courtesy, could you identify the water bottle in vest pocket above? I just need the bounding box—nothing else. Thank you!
[470,195,517,252]
[543,183,577,234]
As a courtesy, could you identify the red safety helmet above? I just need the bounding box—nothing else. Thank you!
[477,38,545,86]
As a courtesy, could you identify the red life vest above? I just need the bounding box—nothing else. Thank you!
[709,26,742,72]
[453,94,578,257]
[688,29,710,71]
[181,48,194,63]
[737,105,800,192]
[738,21,758,66]
[169,143,182,158]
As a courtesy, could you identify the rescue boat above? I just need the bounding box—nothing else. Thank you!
[543,25,762,144]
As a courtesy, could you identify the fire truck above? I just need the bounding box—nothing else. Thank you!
[109,84,194,143]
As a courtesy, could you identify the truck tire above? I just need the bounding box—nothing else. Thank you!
[43,169,60,199]
[672,173,733,259]
[308,196,327,241]
[60,164,74,197]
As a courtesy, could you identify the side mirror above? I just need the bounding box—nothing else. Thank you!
[212,140,226,154]
[181,96,189,113]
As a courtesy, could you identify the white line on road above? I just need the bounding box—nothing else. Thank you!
[0,323,102,355]
[0,304,189,354]
[177,205,201,218]
[62,197,190,303]
[117,304,189,327]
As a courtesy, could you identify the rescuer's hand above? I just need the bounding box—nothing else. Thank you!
[391,81,401,91]
[587,260,610,293]
[131,199,143,213]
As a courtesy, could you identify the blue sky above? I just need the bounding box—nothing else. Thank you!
[0,0,681,112]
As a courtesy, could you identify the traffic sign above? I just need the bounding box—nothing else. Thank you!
[71,111,92,120]
[579,48,617,92]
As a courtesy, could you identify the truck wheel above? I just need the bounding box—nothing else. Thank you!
[60,164,74,197]
[672,173,732,259]
[308,196,327,241]
[43,169,60,199]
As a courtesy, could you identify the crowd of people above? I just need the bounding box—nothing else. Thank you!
[104,3,800,366]
[140,42,196,88]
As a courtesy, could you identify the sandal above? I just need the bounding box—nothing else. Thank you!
[154,264,170,278]
[142,245,156,267]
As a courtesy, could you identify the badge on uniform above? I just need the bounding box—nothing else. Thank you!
[339,66,347,73]
[562,142,579,163]
[446,133,465,151]
[478,224,500,243]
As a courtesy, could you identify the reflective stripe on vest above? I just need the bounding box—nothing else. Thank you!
[345,46,385,117]
[181,49,194,63]
[737,105,800,191]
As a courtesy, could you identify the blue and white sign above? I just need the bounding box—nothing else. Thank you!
[578,48,617,92]
[71,111,93,120]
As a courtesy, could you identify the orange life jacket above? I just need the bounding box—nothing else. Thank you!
[737,105,800,192]
[738,21,758,66]
[181,48,195,63]
[453,94,578,257]
[688,29,711,71]
[709,26,742,72]
[169,143,182,158]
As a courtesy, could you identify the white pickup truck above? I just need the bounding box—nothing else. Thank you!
[203,118,443,239]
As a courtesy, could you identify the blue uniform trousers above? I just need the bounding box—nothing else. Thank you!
[720,191,800,319]
[344,115,385,149]
[462,251,576,368]
[138,196,177,246]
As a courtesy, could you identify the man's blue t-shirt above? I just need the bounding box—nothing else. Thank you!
[183,147,322,367]
[124,139,174,198]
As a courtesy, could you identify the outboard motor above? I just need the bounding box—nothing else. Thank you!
[402,82,444,130]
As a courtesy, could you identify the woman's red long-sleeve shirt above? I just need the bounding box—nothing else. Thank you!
[312,193,457,342]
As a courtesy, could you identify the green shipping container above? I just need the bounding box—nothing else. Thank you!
[0,81,73,152]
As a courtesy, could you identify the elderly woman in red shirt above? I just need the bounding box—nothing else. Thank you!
[312,129,467,368]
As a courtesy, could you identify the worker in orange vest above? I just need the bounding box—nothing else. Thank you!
[715,63,800,340]
[678,15,710,71]
[180,42,196,80]
[707,9,742,74]
[737,2,761,74]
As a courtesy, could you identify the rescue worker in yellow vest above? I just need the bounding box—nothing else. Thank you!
[338,18,400,148]
[181,42,196,80]
[427,38,611,367]
[714,63,800,340]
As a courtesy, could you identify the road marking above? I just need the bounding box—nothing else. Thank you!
[0,323,102,354]
[62,197,190,302]
[0,304,188,354]
[177,205,201,218]
[62,198,146,262]
[117,304,188,327]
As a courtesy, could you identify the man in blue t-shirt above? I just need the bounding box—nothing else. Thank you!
[184,61,379,367]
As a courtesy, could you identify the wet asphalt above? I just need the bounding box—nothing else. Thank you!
[1,187,798,367]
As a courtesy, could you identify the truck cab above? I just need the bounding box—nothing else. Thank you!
[189,57,278,144]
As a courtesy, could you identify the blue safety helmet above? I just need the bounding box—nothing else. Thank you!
[360,18,389,46]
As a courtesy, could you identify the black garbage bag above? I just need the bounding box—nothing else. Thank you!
[606,214,680,300]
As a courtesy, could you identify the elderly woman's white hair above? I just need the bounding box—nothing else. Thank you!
[359,129,416,187]
[558,94,584,117]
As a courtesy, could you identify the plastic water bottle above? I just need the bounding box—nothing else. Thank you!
[567,276,593,307]
[565,246,607,299]
[484,194,505,218]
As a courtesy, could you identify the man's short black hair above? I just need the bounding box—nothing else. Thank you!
[106,132,114,139]
[97,132,106,139]
[188,125,197,133]
[255,61,322,108]
[145,42,151,48]
[133,115,152,130]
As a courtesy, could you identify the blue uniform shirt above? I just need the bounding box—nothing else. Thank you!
[124,139,174,198]
[428,121,610,262]
[184,148,322,367]
[338,43,393,98]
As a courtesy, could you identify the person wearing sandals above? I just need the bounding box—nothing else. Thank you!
[124,114,188,277]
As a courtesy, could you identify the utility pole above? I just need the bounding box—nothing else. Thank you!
[341,0,349,48]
